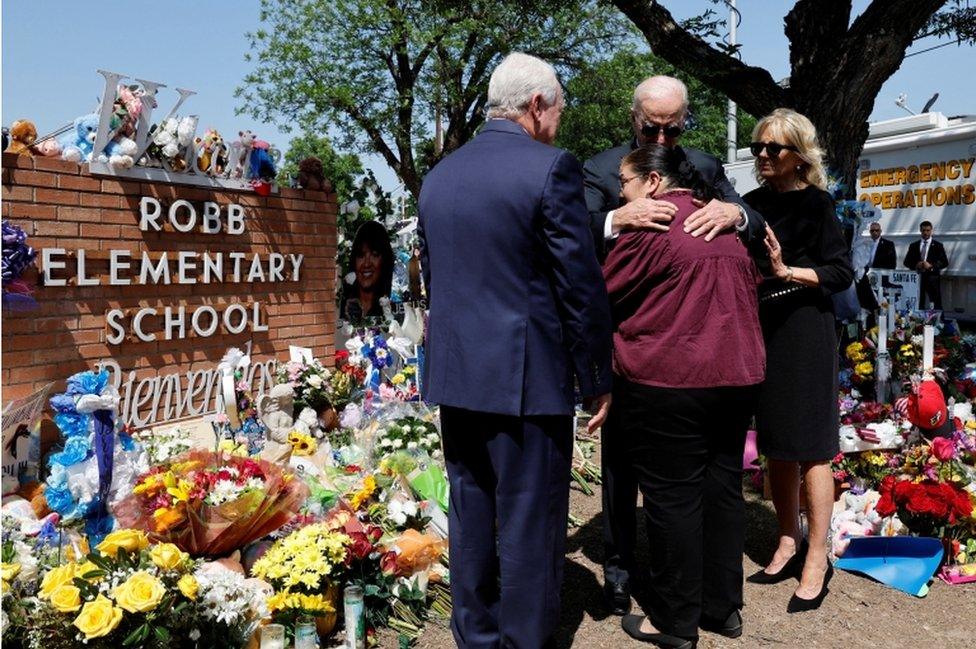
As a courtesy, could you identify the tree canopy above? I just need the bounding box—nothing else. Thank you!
[238,0,629,199]
[611,0,976,194]
[556,48,756,163]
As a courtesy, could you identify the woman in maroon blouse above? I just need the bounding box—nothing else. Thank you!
[605,144,765,648]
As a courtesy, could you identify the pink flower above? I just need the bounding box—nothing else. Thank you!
[379,384,397,401]
[931,437,956,462]
[215,412,229,425]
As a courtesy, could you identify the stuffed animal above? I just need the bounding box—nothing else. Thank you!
[5,119,38,156]
[143,116,197,171]
[34,137,62,157]
[60,113,99,162]
[232,130,256,178]
[298,156,326,190]
[195,128,228,175]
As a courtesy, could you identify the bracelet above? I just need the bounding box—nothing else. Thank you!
[785,266,794,283]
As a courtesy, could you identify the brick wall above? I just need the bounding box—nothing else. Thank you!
[1,152,336,434]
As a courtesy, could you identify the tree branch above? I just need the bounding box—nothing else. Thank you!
[610,0,788,116]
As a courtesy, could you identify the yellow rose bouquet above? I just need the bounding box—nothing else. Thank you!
[22,530,265,649]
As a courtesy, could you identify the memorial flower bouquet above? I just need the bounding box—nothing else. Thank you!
[874,475,974,540]
[23,529,264,649]
[251,523,350,631]
[277,359,335,413]
[115,450,308,557]
[372,416,441,460]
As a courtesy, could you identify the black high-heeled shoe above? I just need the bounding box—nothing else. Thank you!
[621,615,697,648]
[787,562,833,613]
[746,540,808,584]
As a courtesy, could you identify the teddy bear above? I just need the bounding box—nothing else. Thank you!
[60,114,99,162]
[5,119,38,156]
[142,116,197,171]
[298,156,326,190]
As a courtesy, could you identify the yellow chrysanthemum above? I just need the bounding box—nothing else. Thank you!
[350,475,377,510]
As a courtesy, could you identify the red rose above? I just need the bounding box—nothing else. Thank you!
[930,437,956,462]
[950,488,974,522]
[336,350,350,365]
[349,531,373,560]
[366,525,383,543]
[380,550,398,576]
[892,479,915,505]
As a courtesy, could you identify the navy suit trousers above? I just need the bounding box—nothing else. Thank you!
[441,406,573,649]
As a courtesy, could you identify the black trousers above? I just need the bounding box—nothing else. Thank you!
[609,378,755,640]
[601,409,638,586]
[920,272,943,310]
[441,406,573,649]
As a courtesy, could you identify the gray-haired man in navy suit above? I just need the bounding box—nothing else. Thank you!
[418,52,613,649]
[583,75,767,616]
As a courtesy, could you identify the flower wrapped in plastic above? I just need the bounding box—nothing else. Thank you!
[114,450,308,557]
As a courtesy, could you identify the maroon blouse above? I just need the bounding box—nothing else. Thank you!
[602,191,766,388]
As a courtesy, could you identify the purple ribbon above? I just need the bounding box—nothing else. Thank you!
[92,409,115,519]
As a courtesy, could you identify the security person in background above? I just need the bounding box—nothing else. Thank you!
[903,220,949,310]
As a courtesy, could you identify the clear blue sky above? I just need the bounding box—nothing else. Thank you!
[3,0,973,195]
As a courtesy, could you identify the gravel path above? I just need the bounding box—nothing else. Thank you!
[388,443,976,648]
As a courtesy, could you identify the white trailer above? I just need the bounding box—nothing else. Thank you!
[725,112,976,319]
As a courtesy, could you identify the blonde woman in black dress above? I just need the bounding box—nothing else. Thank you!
[743,109,853,612]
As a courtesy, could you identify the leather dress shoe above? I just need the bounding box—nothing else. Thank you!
[603,579,631,615]
[699,609,743,638]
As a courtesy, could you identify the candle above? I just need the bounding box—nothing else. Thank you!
[923,325,935,371]
[260,624,285,649]
[878,305,887,352]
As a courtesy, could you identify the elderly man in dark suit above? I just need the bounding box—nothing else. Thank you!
[418,52,613,649]
[583,75,767,615]
[904,220,949,310]
[868,222,897,269]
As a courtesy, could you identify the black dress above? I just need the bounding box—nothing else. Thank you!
[744,185,854,462]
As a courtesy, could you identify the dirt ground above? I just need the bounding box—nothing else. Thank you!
[381,440,976,649]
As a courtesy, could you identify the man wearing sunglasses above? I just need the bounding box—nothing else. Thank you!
[582,75,766,617]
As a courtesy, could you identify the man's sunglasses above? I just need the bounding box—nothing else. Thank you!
[641,123,683,139]
[750,142,798,157]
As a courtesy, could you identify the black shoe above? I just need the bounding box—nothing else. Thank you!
[699,609,743,638]
[604,579,631,615]
[746,540,808,584]
[787,562,833,613]
[621,615,697,648]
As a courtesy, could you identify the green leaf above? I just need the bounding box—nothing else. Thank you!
[123,623,148,646]
[153,626,171,642]
[364,583,381,597]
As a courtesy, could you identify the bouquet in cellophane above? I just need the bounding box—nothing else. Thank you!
[114,450,308,557]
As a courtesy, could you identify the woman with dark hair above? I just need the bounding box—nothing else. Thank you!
[605,144,766,648]
[342,220,394,321]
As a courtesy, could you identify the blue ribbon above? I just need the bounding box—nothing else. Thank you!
[92,409,115,522]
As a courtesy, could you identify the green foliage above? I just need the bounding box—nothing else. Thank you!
[238,0,629,196]
[556,48,756,163]
[276,132,363,203]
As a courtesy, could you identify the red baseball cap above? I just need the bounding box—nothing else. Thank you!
[905,379,952,436]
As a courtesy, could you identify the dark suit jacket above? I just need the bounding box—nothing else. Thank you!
[583,141,765,259]
[870,237,897,269]
[904,239,949,275]
[418,119,613,416]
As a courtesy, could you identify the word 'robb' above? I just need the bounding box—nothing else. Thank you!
[39,196,303,345]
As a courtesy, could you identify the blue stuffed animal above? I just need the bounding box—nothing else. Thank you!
[60,113,99,162]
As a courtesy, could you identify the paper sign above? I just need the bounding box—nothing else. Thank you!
[289,345,314,364]
[2,383,53,494]
[868,270,921,312]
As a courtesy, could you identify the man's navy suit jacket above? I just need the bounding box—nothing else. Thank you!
[418,119,614,417]
[583,141,766,260]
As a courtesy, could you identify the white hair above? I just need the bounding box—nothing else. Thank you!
[632,75,689,114]
[487,52,561,120]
